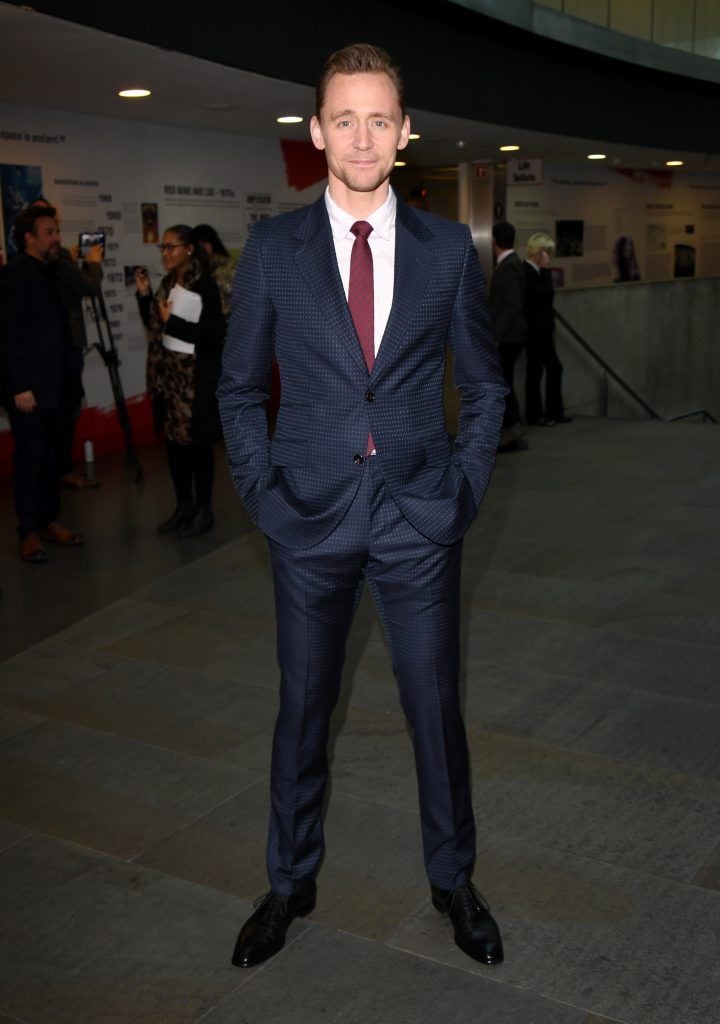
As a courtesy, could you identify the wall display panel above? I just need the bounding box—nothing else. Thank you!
[695,0,720,59]
[0,101,325,437]
[507,162,720,290]
[609,0,653,41]
[653,0,694,50]
[563,0,610,28]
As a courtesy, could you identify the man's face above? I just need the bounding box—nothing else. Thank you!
[25,217,61,262]
[310,72,410,197]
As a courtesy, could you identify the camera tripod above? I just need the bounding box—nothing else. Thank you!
[88,291,144,482]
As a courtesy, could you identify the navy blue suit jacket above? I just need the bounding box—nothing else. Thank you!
[218,194,507,549]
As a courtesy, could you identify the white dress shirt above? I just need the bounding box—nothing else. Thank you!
[325,186,396,357]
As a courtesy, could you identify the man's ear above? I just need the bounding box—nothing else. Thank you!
[310,116,326,152]
[397,115,411,152]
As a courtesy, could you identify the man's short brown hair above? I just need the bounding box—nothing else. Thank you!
[14,204,57,253]
[316,43,405,118]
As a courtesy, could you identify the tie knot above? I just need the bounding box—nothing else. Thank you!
[351,220,373,240]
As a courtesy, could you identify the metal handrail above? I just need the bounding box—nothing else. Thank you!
[554,311,662,420]
[555,311,717,424]
[666,409,718,423]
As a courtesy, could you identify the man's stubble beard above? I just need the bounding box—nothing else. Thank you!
[337,164,393,195]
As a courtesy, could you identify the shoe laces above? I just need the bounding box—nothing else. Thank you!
[440,881,490,918]
[245,891,290,946]
[253,891,288,916]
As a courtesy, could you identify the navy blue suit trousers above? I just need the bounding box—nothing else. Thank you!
[266,456,474,894]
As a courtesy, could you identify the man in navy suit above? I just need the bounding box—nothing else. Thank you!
[218,43,508,969]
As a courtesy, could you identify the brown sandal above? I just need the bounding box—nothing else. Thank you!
[20,532,48,563]
[44,521,85,546]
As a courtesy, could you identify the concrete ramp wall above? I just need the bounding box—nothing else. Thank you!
[555,278,720,421]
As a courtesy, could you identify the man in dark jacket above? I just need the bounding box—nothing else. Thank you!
[31,197,103,487]
[0,205,84,562]
[489,221,528,452]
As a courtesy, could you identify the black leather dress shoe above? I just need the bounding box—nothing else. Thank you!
[431,882,504,965]
[178,505,214,539]
[157,502,194,534]
[231,883,317,968]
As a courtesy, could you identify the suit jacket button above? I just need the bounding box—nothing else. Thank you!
[353,454,364,465]
[365,390,375,402]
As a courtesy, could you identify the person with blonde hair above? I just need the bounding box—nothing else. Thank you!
[523,233,572,425]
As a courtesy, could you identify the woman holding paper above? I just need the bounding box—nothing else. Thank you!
[135,224,225,537]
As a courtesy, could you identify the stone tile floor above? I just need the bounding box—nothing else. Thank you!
[1,418,719,1023]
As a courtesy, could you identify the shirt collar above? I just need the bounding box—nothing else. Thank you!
[496,248,514,265]
[325,186,396,242]
[525,258,541,273]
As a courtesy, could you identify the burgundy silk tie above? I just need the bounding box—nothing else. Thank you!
[348,220,375,454]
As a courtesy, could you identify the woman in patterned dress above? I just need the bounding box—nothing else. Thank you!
[135,225,225,537]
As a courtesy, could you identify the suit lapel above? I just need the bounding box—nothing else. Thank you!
[372,198,435,377]
[293,196,366,373]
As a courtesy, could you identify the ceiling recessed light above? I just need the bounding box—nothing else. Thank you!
[499,145,520,152]
[408,133,421,140]
[118,88,151,99]
[394,161,407,167]
[587,153,606,160]
[666,159,684,167]
[276,115,303,124]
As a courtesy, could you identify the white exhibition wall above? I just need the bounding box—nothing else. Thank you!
[0,100,324,430]
[2,97,719,437]
[506,160,720,289]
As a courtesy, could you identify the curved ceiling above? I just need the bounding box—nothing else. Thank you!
[1,2,719,172]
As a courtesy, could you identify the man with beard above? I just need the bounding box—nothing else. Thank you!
[0,204,84,562]
[219,43,508,969]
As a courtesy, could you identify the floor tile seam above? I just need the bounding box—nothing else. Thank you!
[127,779,268,866]
[9,580,272,659]
[0,829,32,859]
[10,639,282,693]
[323,781,720,884]
[118,534,263,598]
[0,1012,29,1024]
[465,601,720,638]
[603,621,720,652]
[472,509,713,538]
[383,931,632,1021]
[465,561,695,586]
[0,715,49,746]
[0,646,282,698]
[326,716,720,794]
[6,824,259,903]
[3,693,717,798]
[0,710,267,777]
[462,717,720,789]
[191,921,323,1022]
[472,826,720,896]
[462,645,720,705]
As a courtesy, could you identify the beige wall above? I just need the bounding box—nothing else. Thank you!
[534,0,720,57]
